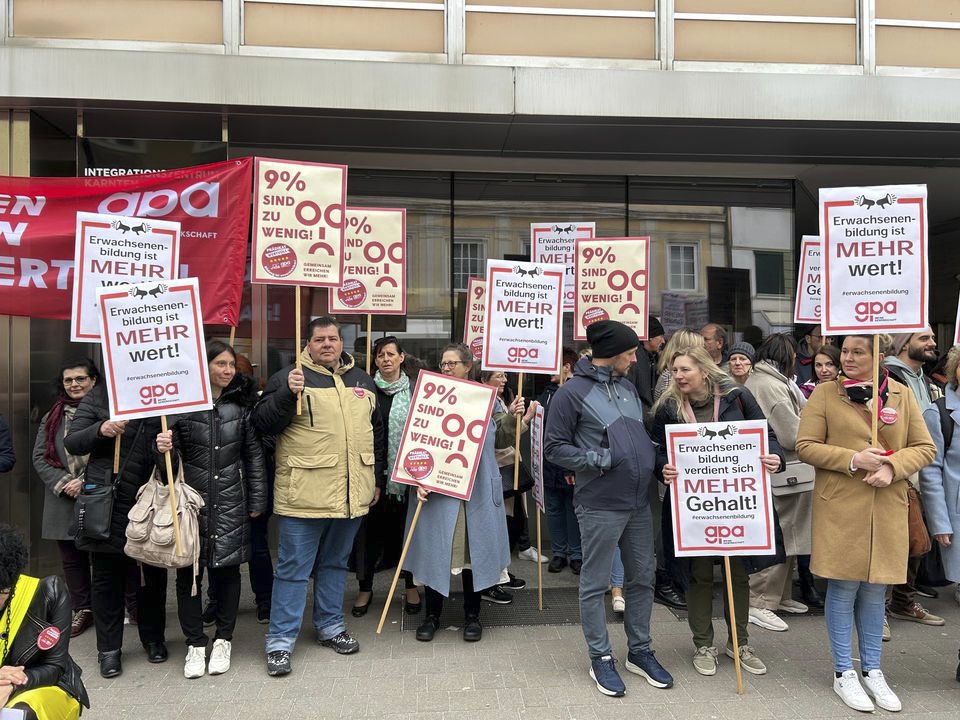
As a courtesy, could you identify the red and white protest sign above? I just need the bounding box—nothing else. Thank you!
[530,404,545,513]
[794,236,821,324]
[391,371,497,501]
[0,159,251,325]
[667,420,776,557]
[482,260,564,374]
[329,208,406,314]
[96,278,211,421]
[72,213,180,342]
[574,236,650,341]
[820,184,928,334]
[463,277,486,361]
[531,222,595,312]
[251,158,347,287]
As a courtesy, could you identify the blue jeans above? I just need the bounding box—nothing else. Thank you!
[824,579,886,673]
[575,504,656,659]
[265,515,362,654]
[544,486,582,561]
[610,547,624,588]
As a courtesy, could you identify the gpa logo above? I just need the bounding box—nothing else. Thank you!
[507,347,540,362]
[99,181,220,218]
[854,300,897,322]
[139,383,180,406]
[704,526,745,544]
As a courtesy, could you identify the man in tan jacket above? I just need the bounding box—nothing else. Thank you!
[253,316,386,677]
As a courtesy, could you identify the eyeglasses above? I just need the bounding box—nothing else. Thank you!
[439,361,465,369]
[63,375,91,385]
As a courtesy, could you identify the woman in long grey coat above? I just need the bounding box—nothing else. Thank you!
[403,343,513,643]
[31,359,100,638]
[919,344,960,682]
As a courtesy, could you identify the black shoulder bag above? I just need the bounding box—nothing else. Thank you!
[73,423,143,541]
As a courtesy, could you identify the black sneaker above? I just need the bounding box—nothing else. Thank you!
[256,603,271,625]
[201,603,217,627]
[915,584,939,599]
[266,650,291,676]
[319,630,360,655]
[548,556,567,573]
[481,586,513,605]
[500,573,526,590]
[569,559,583,575]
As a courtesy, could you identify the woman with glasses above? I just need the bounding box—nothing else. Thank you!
[350,336,424,617]
[31,359,101,639]
[403,343,516,642]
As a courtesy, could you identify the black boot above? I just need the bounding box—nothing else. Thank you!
[463,614,482,642]
[416,615,440,642]
[798,567,824,609]
[98,649,123,678]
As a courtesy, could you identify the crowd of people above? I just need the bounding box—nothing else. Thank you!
[5,315,960,717]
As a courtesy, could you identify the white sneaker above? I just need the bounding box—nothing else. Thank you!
[748,607,789,632]
[184,645,206,679]
[518,547,548,563]
[208,639,231,676]
[777,599,809,614]
[612,595,625,614]
[834,669,874,713]
[862,669,901,712]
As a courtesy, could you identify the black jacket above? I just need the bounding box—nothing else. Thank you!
[64,384,161,554]
[163,374,269,568]
[0,413,14,472]
[650,385,787,574]
[537,382,570,490]
[4,575,89,709]
[626,347,658,416]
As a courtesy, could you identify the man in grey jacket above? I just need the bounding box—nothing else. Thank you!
[544,320,673,698]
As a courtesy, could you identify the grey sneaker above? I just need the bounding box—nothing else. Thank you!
[266,650,291,677]
[318,630,360,655]
[725,644,767,675]
[692,646,718,676]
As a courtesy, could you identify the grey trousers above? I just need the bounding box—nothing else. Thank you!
[575,504,656,659]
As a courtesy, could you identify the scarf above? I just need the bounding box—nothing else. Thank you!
[841,368,890,417]
[374,371,411,500]
[43,396,82,469]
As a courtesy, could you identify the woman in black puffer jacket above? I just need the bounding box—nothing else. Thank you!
[64,383,168,678]
[155,340,268,679]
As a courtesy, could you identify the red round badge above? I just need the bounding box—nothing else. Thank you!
[37,626,61,651]
[337,279,367,308]
[403,448,435,481]
[879,407,898,425]
[581,306,609,328]
[470,336,483,360]
[260,243,297,278]
[353,387,365,399]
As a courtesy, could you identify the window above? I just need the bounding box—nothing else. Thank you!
[668,244,697,291]
[755,251,786,295]
[454,239,485,291]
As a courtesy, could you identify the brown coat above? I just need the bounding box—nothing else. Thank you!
[796,378,935,584]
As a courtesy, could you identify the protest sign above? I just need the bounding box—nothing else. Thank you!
[391,371,496,501]
[329,207,406,314]
[96,277,212,422]
[667,419,776,557]
[482,260,564,374]
[0,159,251,325]
[794,236,822,324]
[251,158,348,287]
[530,222,595,311]
[820,184,928,333]
[530,404,545,513]
[574,236,650,341]
[71,212,180,342]
[463,277,486,360]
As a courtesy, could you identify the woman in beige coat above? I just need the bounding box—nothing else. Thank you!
[796,334,935,714]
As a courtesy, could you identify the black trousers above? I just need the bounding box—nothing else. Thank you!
[90,551,167,652]
[206,503,274,609]
[178,564,241,646]
[356,495,415,593]
[57,540,91,611]
[424,569,481,619]
[505,491,531,552]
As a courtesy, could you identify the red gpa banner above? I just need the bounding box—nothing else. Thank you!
[391,371,496,501]
[0,159,252,325]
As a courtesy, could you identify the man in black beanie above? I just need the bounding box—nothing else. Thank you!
[626,315,664,414]
[544,320,673,698]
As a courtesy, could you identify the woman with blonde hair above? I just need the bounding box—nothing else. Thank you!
[651,346,784,678]
[654,329,705,401]
[797,334,935,712]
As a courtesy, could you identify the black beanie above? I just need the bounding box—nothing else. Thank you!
[587,320,639,359]
[648,315,665,339]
